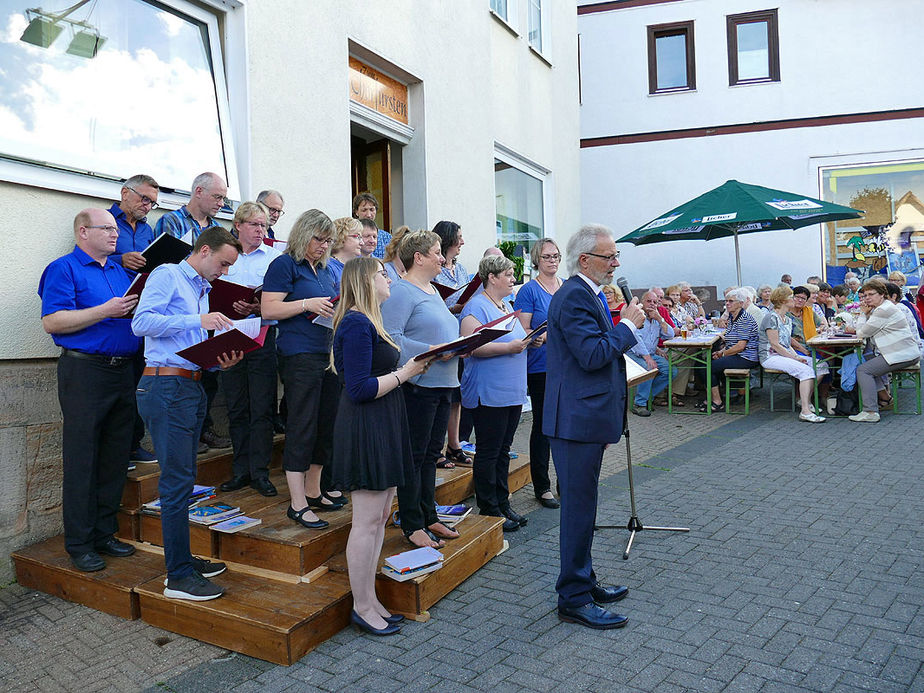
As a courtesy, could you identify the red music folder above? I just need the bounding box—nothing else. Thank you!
[430,275,483,305]
[412,327,512,362]
[176,323,269,370]
[209,279,260,319]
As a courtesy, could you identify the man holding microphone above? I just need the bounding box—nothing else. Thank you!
[543,224,645,629]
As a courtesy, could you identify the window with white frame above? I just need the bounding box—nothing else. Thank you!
[527,0,542,52]
[0,0,238,197]
[494,154,547,260]
[490,0,509,22]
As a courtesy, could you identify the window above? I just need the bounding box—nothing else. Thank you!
[527,0,542,52]
[491,0,509,22]
[727,9,780,85]
[820,160,924,285]
[0,0,238,198]
[647,21,695,94]
[494,156,545,260]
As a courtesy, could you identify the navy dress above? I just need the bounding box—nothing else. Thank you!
[331,311,413,491]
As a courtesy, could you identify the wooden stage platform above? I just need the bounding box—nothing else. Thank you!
[13,439,532,665]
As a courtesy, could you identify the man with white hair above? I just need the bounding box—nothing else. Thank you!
[256,189,285,242]
[544,224,644,630]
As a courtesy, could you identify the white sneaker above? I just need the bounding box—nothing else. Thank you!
[848,411,880,423]
[799,412,826,423]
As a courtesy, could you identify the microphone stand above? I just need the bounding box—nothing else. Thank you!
[595,352,689,559]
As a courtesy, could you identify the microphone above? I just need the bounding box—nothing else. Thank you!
[616,277,634,306]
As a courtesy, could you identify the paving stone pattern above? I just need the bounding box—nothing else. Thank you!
[1,391,922,692]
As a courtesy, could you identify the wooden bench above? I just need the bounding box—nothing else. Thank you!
[761,367,796,412]
[723,368,753,415]
[890,365,922,415]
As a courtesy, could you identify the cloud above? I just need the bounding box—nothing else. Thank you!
[0,12,27,43]
[156,10,186,38]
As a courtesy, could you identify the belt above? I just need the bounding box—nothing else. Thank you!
[142,366,202,381]
[61,349,133,366]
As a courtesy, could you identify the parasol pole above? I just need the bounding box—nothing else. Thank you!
[734,228,742,286]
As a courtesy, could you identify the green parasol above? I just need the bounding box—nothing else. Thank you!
[617,179,863,285]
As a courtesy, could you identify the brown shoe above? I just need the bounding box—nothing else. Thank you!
[671,395,686,407]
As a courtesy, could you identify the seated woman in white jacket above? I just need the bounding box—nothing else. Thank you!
[848,280,921,423]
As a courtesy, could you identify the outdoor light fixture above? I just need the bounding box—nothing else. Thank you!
[19,1,105,59]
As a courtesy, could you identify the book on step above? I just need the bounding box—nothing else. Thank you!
[142,485,216,514]
[188,503,242,525]
[381,561,443,582]
[384,545,444,573]
[209,515,262,533]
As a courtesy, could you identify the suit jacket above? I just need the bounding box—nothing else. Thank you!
[543,275,637,444]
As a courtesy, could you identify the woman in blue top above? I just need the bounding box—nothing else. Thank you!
[382,230,462,549]
[382,225,410,283]
[330,257,430,636]
[326,217,363,292]
[514,238,560,509]
[261,210,342,530]
[460,254,530,532]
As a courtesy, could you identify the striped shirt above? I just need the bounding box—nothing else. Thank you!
[724,309,759,362]
[856,301,921,365]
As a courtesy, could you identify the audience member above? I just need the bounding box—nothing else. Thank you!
[699,288,759,412]
[626,291,675,416]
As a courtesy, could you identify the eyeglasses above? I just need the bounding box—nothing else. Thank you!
[313,236,333,245]
[584,251,620,262]
[243,220,267,229]
[85,224,119,234]
[208,192,231,206]
[347,234,362,240]
[126,186,158,209]
[540,253,561,261]
[264,206,284,217]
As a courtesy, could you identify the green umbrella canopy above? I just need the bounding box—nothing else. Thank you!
[617,180,863,284]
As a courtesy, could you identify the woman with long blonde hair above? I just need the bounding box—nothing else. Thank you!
[330,257,431,635]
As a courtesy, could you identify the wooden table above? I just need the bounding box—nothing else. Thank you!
[806,334,864,416]
[664,332,722,414]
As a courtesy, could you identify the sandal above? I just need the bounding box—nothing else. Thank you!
[435,456,456,469]
[428,522,460,540]
[404,528,445,549]
[696,401,724,413]
[444,446,469,466]
[671,395,686,407]
[878,395,893,407]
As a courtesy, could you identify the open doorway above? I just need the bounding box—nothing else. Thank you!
[351,126,403,231]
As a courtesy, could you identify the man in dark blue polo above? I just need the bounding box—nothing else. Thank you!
[38,208,142,572]
[108,174,161,466]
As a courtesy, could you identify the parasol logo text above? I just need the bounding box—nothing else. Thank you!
[766,199,822,211]
[641,214,681,231]
[699,213,737,223]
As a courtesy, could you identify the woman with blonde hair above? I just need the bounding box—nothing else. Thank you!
[327,217,364,291]
[330,257,430,635]
[262,209,342,529]
[383,225,411,282]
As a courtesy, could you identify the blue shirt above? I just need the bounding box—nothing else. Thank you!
[433,261,471,308]
[459,293,528,408]
[131,261,211,369]
[38,246,140,356]
[154,205,221,243]
[108,202,155,272]
[384,261,402,283]
[381,279,460,388]
[327,256,345,292]
[262,254,337,356]
[513,279,556,373]
[373,229,393,259]
[630,316,674,357]
[724,309,760,362]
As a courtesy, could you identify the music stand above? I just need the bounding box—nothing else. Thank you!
[596,364,689,559]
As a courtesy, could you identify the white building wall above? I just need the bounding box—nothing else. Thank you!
[578,0,924,290]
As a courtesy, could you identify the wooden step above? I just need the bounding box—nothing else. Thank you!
[327,514,505,619]
[121,435,285,510]
[11,535,167,620]
[135,568,352,665]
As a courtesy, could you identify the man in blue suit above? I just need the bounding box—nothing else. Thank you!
[544,224,645,629]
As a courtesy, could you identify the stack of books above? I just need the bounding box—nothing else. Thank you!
[140,486,262,533]
[381,546,444,582]
[435,504,472,527]
[141,485,216,513]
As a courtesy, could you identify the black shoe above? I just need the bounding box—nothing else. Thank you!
[503,509,528,527]
[501,518,520,532]
[164,572,224,601]
[250,477,277,496]
[70,551,105,572]
[305,494,340,511]
[351,609,401,636]
[191,556,227,578]
[558,602,628,629]
[200,429,231,449]
[94,537,136,558]
[287,505,330,529]
[537,495,560,509]
[219,474,251,492]
[631,406,652,417]
[272,415,286,435]
[322,491,347,506]
[591,583,629,604]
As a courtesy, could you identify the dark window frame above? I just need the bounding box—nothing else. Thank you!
[646,20,696,94]
[726,9,780,86]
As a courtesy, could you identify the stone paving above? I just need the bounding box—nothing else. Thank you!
[1,387,922,692]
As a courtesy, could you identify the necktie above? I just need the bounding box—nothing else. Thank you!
[597,290,610,314]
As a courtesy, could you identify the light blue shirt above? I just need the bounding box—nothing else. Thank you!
[459,293,527,408]
[631,316,674,357]
[381,279,460,388]
[132,261,211,369]
[153,205,221,243]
